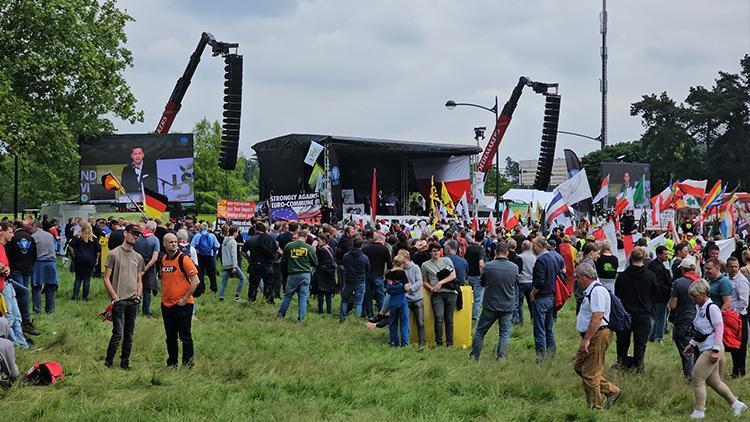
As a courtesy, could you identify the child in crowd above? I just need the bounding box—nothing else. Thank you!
[384,256,410,347]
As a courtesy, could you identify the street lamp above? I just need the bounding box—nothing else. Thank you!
[445,96,500,215]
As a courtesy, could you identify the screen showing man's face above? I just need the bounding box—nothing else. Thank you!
[623,172,630,186]
[131,147,144,166]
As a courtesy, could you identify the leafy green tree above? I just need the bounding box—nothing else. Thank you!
[483,166,513,200]
[630,93,703,190]
[193,118,251,214]
[580,140,643,190]
[685,55,750,187]
[0,0,143,209]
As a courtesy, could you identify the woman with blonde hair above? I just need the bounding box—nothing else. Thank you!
[684,279,747,419]
[69,222,101,300]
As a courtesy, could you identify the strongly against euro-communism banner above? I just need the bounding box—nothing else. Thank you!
[216,199,256,239]
[269,193,321,223]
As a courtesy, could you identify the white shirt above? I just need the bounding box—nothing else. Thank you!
[576,281,611,333]
[689,299,723,352]
[133,162,143,182]
[730,272,750,315]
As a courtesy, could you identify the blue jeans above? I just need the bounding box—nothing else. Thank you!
[649,301,668,341]
[672,323,695,381]
[220,266,247,299]
[2,284,28,348]
[9,271,31,323]
[32,284,56,314]
[389,300,409,347]
[470,309,512,359]
[73,265,94,300]
[515,283,533,325]
[467,276,483,321]
[277,273,311,321]
[340,280,366,320]
[364,275,385,318]
[531,295,556,359]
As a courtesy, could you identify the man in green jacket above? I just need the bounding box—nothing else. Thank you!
[276,230,318,321]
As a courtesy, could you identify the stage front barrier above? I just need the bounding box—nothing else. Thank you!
[409,286,473,349]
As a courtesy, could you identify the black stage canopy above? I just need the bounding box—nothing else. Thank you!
[252,134,481,216]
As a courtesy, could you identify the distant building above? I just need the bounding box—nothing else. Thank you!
[519,158,567,190]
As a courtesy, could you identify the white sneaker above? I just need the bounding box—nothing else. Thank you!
[732,401,747,417]
[689,410,705,419]
[234,296,246,303]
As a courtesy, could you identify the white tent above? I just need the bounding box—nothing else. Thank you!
[502,189,556,208]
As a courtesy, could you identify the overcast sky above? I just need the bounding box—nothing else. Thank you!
[113,0,750,163]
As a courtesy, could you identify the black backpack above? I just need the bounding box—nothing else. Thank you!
[163,252,205,298]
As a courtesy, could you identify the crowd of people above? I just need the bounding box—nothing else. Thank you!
[0,212,749,418]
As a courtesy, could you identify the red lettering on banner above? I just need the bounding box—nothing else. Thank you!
[216,199,256,220]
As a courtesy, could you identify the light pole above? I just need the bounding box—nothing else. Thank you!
[445,96,500,215]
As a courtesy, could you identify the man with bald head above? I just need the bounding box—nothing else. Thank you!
[160,233,200,367]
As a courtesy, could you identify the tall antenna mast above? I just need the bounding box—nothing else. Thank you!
[600,0,608,150]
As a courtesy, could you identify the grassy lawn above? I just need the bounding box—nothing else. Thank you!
[1,262,747,420]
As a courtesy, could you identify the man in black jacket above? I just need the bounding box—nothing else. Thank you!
[340,236,369,321]
[335,226,355,292]
[614,247,658,371]
[647,246,672,343]
[362,233,392,319]
[243,222,279,303]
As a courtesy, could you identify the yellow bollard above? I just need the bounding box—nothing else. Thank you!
[409,285,473,348]
[99,236,110,275]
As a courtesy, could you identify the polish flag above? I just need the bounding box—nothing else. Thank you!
[674,179,707,199]
[486,211,494,233]
[412,156,471,203]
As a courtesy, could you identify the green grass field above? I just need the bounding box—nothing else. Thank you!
[1,262,747,420]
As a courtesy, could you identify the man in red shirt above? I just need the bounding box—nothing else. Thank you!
[161,233,199,367]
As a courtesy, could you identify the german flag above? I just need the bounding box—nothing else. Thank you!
[101,173,124,192]
[143,187,168,219]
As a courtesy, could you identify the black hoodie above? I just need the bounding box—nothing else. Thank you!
[342,248,370,284]
[6,229,37,275]
[615,264,657,317]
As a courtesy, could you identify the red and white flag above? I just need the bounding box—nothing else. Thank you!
[486,212,494,233]
[502,207,519,229]
[614,192,629,217]
[651,185,673,210]
[650,197,660,226]
[674,179,707,199]
[412,156,471,203]
[592,174,610,204]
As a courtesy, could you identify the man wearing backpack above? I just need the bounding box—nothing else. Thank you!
[572,263,622,410]
[614,246,657,371]
[160,233,199,367]
[190,223,220,294]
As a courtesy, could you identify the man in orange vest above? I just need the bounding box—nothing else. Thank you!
[161,233,200,368]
